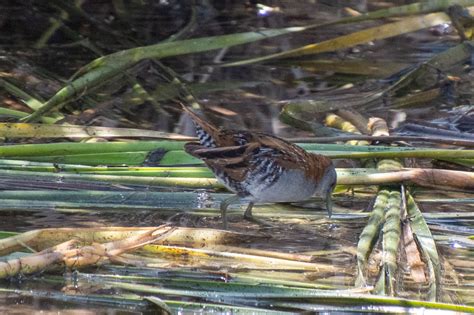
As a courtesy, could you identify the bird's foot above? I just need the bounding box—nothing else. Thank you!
[243,214,275,228]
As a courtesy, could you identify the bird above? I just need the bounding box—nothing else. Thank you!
[181,104,337,228]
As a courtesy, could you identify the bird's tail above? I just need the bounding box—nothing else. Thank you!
[180,103,219,148]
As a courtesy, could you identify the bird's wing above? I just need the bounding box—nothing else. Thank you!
[184,142,255,182]
[253,134,310,170]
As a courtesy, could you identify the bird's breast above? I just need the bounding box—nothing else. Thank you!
[245,168,319,203]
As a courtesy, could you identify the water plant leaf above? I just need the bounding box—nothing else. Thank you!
[407,192,441,301]
[0,123,193,139]
[0,226,260,256]
[278,59,408,77]
[95,279,474,313]
[280,42,474,127]
[224,8,473,66]
[0,106,57,123]
[355,190,389,287]
[143,296,173,315]
[378,191,402,296]
[401,202,427,283]
[324,0,474,25]
[20,27,306,122]
[0,140,465,158]
[3,141,474,167]
[143,244,337,272]
[0,78,45,111]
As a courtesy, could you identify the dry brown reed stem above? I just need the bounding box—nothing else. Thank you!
[402,210,427,283]
[338,168,474,190]
[368,117,389,137]
[0,226,261,256]
[337,109,370,134]
[64,226,176,268]
[325,113,369,146]
[288,135,474,147]
[0,225,175,278]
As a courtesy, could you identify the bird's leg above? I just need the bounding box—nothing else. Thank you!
[243,202,254,219]
[243,202,275,227]
[325,191,333,218]
[220,195,241,229]
[222,198,274,228]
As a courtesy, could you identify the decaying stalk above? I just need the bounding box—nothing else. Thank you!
[328,113,440,299]
[0,225,175,278]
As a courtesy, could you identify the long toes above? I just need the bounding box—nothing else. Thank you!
[244,215,275,228]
